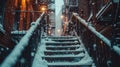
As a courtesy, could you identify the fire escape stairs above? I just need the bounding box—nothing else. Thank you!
[32,36,93,67]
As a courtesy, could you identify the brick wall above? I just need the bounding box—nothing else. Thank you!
[78,0,90,20]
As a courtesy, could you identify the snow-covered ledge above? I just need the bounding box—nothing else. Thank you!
[11,30,27,34]
[0,24,5,34]
[72,13,120,56]
[0,12,45,67]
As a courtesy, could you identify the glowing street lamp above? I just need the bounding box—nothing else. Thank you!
[40,6,47,12]
[41,7,46,11]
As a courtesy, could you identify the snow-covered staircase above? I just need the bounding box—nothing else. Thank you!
[32,36,93,67]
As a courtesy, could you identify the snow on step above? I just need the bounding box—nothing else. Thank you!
[44,48,84,52]
[45,36,76,39]
[46,47,79,50]
[48,63,92,67]
[46,44,83,50]
[47,53,93,66]
[46,41,79,44]
[42,52,85,63]
[48,62,92,66]
[46,44,81,48]
[42,52,85,58]
[44,49,84,55]
[51,38,78,41]
[32,36,93,67]
[46,45,80,48]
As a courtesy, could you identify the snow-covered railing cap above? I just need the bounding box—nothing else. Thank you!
[0,24,5,34]
[0,12,45,67]
[72,12,120,56]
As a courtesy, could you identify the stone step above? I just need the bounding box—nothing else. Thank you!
[40,36,93,67]
[47,36,77,39]
[42,36,77,40]
[46,47,79,50]
[45,41,79,46]
[48,62,92,67]
[46,45,80,48]
[51,38,78,42]
[46,45,80,50]
[42,53,85,62]
[44,50,84,55]
[43,53,85,58]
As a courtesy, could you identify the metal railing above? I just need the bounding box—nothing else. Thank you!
[69,13,120,67]
[0,12,45,67]
[96,1,112,19]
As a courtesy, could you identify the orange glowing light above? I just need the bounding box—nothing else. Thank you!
[41,7,46,11]
[40,6,47,12]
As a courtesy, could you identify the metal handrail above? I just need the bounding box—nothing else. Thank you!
[72,13,120,56]
[0,12,45,67]
[96,1,112,19]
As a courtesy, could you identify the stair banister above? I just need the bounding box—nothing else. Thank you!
[0,12,45,67]
[72,12,120,56]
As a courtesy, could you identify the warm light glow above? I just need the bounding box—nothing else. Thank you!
[48,30,51,34]
[41,7,46,11]
[61,15,64,19]
[21,0,26,10]
[40,6,47,12]
[57,29,61,33]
